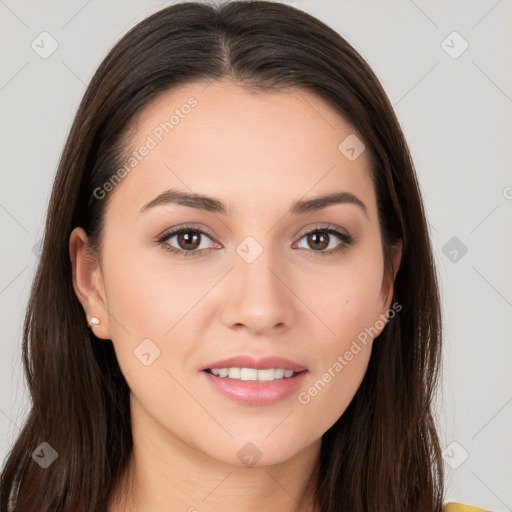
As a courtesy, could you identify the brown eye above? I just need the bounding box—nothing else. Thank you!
[295,226,353,255]
[158,225,219,257]
[306,231,329,251]
[176,230,202,251]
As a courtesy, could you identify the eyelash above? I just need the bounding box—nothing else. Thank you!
[157,223,354,258]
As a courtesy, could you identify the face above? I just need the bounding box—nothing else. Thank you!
[71,79,401,468]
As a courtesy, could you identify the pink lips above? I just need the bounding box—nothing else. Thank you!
[200,354,308,406]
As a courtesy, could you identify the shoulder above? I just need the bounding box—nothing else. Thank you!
[444,502,493,512]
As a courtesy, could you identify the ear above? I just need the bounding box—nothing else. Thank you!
[380,239,403,315]
[69,227,111,340]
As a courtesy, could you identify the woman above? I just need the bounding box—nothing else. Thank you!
[0,1,491,511]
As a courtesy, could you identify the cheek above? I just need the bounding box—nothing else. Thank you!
[296,246,386,344]
[297,341,372,438]
[296,272,380,433]
[101,243,202,337]
[292,246,383,430]
[100,244,218,381]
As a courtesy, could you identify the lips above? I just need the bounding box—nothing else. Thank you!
[201,355,307,372]
[200,366,308,406]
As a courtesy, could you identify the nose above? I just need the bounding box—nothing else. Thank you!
[220,249,298,336]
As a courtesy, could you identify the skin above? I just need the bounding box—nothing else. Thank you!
[69,78,402,512]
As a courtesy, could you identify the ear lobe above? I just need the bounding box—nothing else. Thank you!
[69,227,110,339]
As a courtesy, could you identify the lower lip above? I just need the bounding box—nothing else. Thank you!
[200,370,308,406]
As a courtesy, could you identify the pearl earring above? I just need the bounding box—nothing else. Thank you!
[87,317,101,328]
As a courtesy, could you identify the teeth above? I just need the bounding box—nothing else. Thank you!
[255,368,274,381]
[241,368,258,381]
[208,367,298,381]
[228,367,241,379]
[274,369,285,379]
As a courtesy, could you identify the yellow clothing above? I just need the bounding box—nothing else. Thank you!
[445,503,491,512]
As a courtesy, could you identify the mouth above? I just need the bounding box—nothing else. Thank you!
[203,367,306,382]
[201,354,307,374]
[200,356,309,406]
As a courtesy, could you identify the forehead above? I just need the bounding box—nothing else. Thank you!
[107,79,376,219]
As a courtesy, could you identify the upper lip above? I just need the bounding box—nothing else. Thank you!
[202,355,307,372]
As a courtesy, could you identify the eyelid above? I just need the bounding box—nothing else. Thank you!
[157,223,220,244]
[295,223,351,240]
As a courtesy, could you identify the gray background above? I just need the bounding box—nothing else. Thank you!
[1,0,511,509]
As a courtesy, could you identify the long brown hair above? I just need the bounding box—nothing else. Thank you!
[0,2,444,511]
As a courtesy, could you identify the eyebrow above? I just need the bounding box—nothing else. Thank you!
[139,188,368,217]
